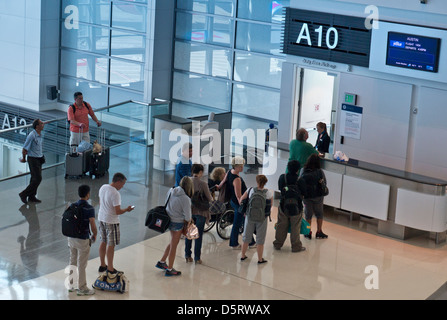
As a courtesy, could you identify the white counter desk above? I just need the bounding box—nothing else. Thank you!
[270,142,447,243]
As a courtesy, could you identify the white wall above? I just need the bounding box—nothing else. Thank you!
[0,0,60,111]
[335,74,412,170]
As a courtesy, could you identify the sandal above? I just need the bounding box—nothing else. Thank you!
[240,256,248,261]
[257,258,268,264]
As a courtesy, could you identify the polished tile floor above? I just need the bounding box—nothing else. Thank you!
[1,143,447,300]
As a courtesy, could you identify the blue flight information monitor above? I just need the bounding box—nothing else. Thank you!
[386,32,441,73]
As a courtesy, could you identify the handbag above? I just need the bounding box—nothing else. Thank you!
[238,187,252,214]
[185,223,199,240]
[210,200,226,215]
[318,170,329,196]
[145,189,173,233]
[300,218,311,235]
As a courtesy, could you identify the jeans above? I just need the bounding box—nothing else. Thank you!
[184,215,206,261]
[229,200,244,247]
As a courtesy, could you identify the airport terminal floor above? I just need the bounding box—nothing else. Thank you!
[1,142,447,300]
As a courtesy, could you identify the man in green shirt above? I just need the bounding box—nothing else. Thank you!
[288,128,319,172]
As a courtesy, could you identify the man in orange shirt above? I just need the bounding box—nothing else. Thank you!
[67,92,102,146]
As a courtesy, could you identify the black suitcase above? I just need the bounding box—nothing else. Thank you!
[90,147,109,178]
[89,128,109,178]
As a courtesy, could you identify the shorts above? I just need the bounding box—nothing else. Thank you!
[99,221,120,246]
[303,197,324,220]
[169,221,185,232]
[243,218,267,245]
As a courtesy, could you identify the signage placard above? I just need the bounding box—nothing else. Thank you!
[282,8,372,67]
[340,103,363,140]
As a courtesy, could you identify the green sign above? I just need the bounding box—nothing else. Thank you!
[344,93,357,105]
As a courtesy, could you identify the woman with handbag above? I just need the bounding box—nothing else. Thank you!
[156,176,194,276]
[298,154,328,240]
[186,164,213,264]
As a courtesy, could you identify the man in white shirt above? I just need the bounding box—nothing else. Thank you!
[98,173,134,274]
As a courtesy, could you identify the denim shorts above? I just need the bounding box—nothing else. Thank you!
[169,221,185,232]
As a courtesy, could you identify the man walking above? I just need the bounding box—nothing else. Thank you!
[19,119,45,204]
[67,92,102,146]
[98,173,134,275]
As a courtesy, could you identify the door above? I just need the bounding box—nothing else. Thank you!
[296,68,336,150]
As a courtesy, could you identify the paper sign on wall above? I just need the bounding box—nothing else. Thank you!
[340,103,363,139]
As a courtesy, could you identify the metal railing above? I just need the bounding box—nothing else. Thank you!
[0,100,169,181]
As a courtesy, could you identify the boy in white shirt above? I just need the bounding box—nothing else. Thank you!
[98,173,134,274]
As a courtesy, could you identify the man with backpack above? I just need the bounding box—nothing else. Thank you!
[273,160,306,252]
[64,185,97,296]
[67,92,102,146]
[240,175,272,264]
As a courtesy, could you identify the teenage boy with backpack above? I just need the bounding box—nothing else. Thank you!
[66,185,97,296]
[273,160,306,253]
[240,175,272,264]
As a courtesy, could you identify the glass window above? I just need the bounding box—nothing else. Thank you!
[111,30,146,62]
[236,21,282,55]
[175,12,232,47]
[110,59,145,92]
[60,76,108,108]
[109,87,144,106]
[62,0,111,26]
[237,0,289,23]
[177,0,235,17]
[61,23,110,55]
[232,83,280,121]
[60,49,109,84]
[112,2,147,33]
[234,52,283,88]
[173,72,230,111]
[174,41,231,78]
[172,101,224,119]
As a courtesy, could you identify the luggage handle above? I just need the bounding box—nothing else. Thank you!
[97,126,106,148]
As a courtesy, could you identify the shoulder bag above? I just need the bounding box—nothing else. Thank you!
[145,188,173,233]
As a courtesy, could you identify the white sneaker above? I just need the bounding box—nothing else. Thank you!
[77,288,95,296]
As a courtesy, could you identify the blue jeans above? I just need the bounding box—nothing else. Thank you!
[229,200,256,247]
[229,200,245,247]
[184,215,206,261]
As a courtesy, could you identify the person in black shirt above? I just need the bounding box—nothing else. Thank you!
[315,122,330,156]
[220,156,248,249]
[273,160,306,252]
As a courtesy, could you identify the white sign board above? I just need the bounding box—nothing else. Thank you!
[340,104,363,140]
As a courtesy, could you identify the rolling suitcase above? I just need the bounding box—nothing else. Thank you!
[65,147,84,179]
[65,129,92,179]
[65,147,93,179]
[90,128,109,178]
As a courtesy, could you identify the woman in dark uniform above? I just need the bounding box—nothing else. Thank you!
[315,122,330,156]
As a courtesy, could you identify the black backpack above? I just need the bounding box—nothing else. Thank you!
[62,202,86,238]
[281,174,302,216]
